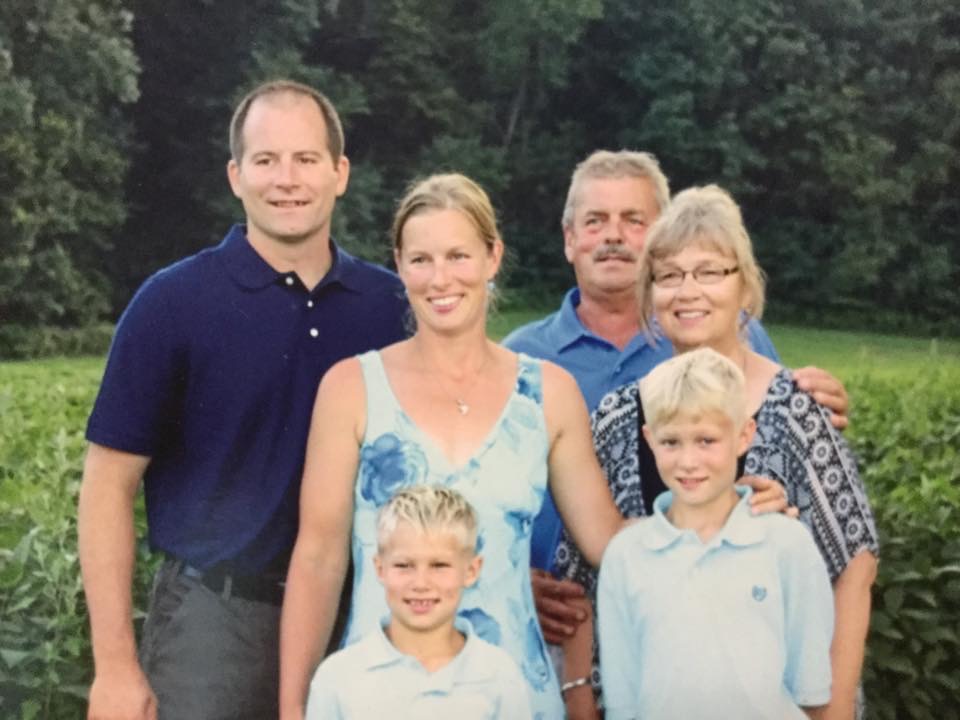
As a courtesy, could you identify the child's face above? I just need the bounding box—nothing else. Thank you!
[374,523,481,636]
[643,409,755,513]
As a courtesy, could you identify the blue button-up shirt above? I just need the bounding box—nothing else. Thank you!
[597,487,833,720]
[502,288,780,568]
[86,224,409,572]
[306,618,533,720]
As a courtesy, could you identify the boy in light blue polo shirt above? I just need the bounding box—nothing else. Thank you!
[597,348,834,720]
[306,485,531,720]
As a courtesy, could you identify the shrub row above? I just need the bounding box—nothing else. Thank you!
[0,326,114,362]
[846,369,960,720]
[0,361,957,718]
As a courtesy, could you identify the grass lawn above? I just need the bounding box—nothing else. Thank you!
[488,307,960,380]
[2,317,957,385]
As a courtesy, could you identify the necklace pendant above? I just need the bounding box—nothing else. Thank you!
[455,398,470,415]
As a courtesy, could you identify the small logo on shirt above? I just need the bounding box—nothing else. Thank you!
[752,585,767,602]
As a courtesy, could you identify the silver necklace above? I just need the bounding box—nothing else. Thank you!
[421,348,489,416]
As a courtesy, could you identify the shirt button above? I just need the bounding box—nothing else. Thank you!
[307,300,314,308]
[309,328,319,338]
[615,364,622,373]
[285,276,294,286]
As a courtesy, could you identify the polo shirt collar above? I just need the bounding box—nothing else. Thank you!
[361,616,496,688]
[219,223,365,292]
[554,288,597,352]
[554,287,662,353]
[644,486,765,550]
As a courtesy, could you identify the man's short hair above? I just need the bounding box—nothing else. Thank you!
[562,150,671,228]
[376,485,479,554]
[640,347,747,430]
[637,184,766,338]
[229,79,345,164]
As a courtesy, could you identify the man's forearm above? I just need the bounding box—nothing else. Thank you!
[78,454,142,672]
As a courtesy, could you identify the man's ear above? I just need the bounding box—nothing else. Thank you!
[333,154,350,197]
[226,158,242,199]
[563,225,576,264]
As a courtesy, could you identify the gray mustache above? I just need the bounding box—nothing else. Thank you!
[593,246,637,262]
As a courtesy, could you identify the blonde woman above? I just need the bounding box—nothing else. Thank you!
[279,174,631,719]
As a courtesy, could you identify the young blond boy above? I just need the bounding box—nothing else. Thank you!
[597,348,834,720]
[305,485,532,720]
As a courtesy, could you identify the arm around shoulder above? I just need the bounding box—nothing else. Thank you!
[280,358,365,719]
[541,362,624,567]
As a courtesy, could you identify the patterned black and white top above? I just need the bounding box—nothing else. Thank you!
[553,368,880,698]
[557,368,878,587]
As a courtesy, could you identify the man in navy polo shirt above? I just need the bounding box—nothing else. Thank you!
[78,80,408,720]
[503,150,849,715]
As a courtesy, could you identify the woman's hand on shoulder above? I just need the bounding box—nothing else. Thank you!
[792,366,849,430]
[737,475,798,518]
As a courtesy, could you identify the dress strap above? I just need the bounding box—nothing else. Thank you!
[357,351,398,437]
[515,352,544,406]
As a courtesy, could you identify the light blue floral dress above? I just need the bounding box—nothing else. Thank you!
[341,350,561,719]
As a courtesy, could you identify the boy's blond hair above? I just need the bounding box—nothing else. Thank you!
[376,485,478,554]
[640,348,747,429]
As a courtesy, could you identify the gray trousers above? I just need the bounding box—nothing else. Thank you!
[139,559,281,720]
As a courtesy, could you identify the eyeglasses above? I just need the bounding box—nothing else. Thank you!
[651,265,739,288]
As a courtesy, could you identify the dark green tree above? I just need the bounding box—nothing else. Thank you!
[0,1,139,327]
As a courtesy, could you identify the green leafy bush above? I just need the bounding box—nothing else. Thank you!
[847,368,960,720]
[0,325,114,361]
[0,359,155,720]
[0,359,957,718]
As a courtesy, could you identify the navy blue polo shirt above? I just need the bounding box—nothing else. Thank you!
[87,224,409,573]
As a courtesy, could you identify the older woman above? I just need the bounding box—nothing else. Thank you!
[278,174,632,719]
[562,184,878,719]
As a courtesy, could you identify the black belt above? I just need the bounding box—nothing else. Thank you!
[176,560,285,606]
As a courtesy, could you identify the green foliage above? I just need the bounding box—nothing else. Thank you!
[2,331,959,717]
[845,368,960,719]
[3,1,959,336]
[0,325,114,361]
[0,0,139,327]
[0,360,156,719]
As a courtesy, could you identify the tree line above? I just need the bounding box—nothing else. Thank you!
[2,0,958,335]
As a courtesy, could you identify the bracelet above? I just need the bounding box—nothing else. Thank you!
[560,676,590,693]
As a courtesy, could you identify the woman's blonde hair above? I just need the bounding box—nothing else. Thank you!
[391,173,501,254]
[640,347,747,429]
[638,184,765,337]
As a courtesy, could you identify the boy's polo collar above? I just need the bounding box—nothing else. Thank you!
[360,616,497,689]
[644,486,766,550]
[219,223,366,293]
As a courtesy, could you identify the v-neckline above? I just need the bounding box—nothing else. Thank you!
[374,351,523,473]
